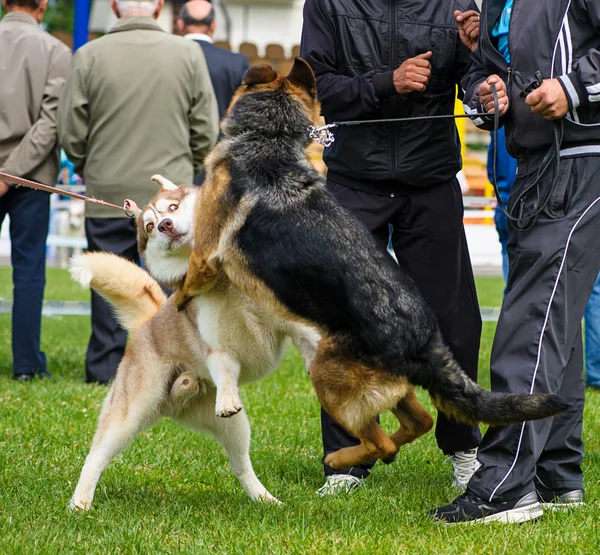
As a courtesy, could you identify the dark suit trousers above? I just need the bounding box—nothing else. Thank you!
[0,186,50,376]
[84,217,138,384]
[321,178,482,478]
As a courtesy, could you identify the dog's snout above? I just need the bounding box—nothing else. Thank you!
[158,218,173,234]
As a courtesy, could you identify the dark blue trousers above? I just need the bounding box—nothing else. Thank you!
[84,217,138,385]
[0,187,50,376]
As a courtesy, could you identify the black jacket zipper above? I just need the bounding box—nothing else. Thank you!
[390,1,397,182]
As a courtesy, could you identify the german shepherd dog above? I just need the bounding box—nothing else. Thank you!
[174,58,567,473]
[68,177,319,510]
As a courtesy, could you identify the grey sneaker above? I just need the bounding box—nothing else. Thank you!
[448,449,482,490]
[316,474,363,496]
[537,488,584,510]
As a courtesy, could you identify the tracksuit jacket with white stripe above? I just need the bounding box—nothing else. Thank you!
[463,0,600,174]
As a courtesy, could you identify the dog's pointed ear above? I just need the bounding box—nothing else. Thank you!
[124,199,141,218]
[243,63,278,87]
[287,57,316,95]
[151,174,178,191]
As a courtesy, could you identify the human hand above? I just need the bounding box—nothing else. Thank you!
[525,79,569,120]
[0,181,9,198]
[478,75,509,116]
[393,52,432,94]
[454,10,480,52]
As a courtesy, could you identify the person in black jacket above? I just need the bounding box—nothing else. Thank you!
[430,0,600,524]
[177,0,248,123]
[300,0,484,496]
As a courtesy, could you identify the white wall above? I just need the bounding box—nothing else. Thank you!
[213,1,304,56]
[89,0,305,56]
[89,0,174,33]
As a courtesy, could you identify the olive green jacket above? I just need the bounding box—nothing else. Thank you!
[58,17,219,217]
[0,13,71,187]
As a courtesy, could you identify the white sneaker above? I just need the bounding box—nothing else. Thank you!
[316,474,363,496]
[448,449,482,490]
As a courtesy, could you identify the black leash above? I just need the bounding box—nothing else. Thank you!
[309,111,493,148]
[309,72,563,231]
[490,74,563,231]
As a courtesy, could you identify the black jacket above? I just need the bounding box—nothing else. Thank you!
[300,0,477,192]
[194,39,249,121]
[463,0,600,175]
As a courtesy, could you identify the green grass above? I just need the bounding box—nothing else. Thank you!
[1,270,599,554]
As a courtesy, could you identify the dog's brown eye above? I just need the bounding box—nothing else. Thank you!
[146,223,154,233]
[168,204,178,212]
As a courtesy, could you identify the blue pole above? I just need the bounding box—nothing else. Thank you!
[73,0,91,51]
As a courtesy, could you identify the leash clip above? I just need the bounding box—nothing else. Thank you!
[514,70,544,99]
[309,125,336,147]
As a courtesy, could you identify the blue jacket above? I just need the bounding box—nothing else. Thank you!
[487,126,516,200]
[487,126,516,235]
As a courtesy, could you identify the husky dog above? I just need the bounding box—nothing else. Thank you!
[68,177,319,510]
[175,58,568,473]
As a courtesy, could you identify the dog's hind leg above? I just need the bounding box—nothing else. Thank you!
[70,373,162,511]
[207,351,243,417]
[309,340,400,470]
[323,416,399,471]
[388,391,434,449]
[177,395,280,503]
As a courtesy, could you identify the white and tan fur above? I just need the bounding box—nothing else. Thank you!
[69,176,319,510]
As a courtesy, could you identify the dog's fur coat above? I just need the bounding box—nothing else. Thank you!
[69,179,319,510]
[175,58,568,471]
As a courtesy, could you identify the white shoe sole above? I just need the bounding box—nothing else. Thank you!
[449,502,544,525]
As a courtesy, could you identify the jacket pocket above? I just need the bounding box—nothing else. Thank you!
[548,158,576,218]
[335,16,390,73]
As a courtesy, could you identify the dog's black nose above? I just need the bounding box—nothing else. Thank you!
[158,218,173,234]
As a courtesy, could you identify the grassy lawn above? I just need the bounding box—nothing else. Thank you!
[0,269,598,554]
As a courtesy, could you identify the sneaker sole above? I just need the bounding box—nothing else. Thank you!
[448,503,544,525]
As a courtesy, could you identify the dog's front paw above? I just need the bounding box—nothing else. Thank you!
[215,392,243,417]
[69,497,92,512]
[256,491,282,505]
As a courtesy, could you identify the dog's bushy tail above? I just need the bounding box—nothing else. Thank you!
[70,252,166,333]
[415,332,568,426]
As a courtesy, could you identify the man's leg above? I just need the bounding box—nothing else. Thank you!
[535,328,585,499]
[319,180,400,483]
[84,218,138,385]
[390,179,482,458]
[8,188,51,377]
[465,156,600,504]
[430,157,600,524]
[584,271,600,388]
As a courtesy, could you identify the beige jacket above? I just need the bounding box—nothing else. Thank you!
[0,13,71,186]
[58,17,219,218]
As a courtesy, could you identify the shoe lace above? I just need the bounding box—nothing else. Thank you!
[448,451,480,483]
[319,474,361,494]
[327,474,360,487]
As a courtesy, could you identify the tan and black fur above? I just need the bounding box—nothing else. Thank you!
[68,179,319,510]
[175,58,568,472]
